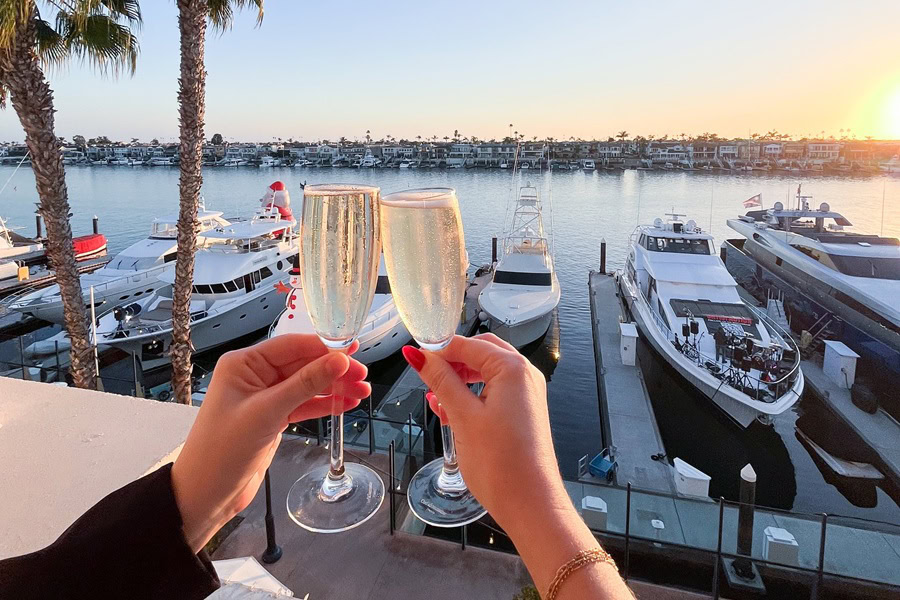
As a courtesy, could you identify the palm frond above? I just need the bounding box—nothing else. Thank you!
[0,0,33,53]
[34,17,67,65]
[57,12,139,75]
[207,0,263,32]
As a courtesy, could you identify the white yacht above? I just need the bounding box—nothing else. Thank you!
[95,210,297,369]
[583,159,596,170]
[9,209,230,323]
[620,214,804,428]
[479,185,560,348]
[258,156,277,168]
[270,257,411,364]
[726,188,900,363]
[148,156,176,166]
[398,161,411,169]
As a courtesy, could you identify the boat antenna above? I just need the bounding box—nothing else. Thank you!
[547,141,555,255]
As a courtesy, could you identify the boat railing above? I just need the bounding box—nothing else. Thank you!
[203,237,287,254]
[8,263,172,308]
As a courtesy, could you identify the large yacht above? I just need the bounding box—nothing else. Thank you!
[270,257,410,364]
[620,214,804,427]
[8,209,229,323]
[478,184,560,348]
[0,216,43,280]
[726,188,900,377]
[94,208,297,369]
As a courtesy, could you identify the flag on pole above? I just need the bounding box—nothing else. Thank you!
[743,193,762,208]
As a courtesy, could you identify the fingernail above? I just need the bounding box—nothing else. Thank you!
[402,345,426,371]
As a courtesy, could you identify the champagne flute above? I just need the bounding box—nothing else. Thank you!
[287,183,385,533]
[381,187,486,527]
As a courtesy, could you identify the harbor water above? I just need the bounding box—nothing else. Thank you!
[3,165,900,524]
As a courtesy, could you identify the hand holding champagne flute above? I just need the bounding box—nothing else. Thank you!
[381,188,486,527]
[288,184,384,533]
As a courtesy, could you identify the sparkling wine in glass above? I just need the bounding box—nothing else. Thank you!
[287,183,385,533]
[381,187,486,527]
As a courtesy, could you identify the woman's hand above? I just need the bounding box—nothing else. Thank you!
[171,334,371,553]
[405,334,631,598]
[403,334,563,530]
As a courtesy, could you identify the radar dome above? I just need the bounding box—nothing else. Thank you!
[686,219,697,232]
[820,202,830,212]
[653,217,664,229]
[773,201,784,211]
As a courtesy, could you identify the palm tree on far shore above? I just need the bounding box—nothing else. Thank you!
[0,0,141,390]
[617,130,628,141]
[171,0,263,404]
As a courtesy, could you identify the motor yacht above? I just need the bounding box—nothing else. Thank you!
[258,156,277,168]
[1,216,43,280]
[479,185,560,348]
[583,159,596,170]
[95,206,297,370]
[270,256,410,364]
[879,155,900,173]
[726,187,900,377]
[619,214,804,427]
[9,209,230,323]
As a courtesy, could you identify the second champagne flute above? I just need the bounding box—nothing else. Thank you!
[288,183,385,533]
[380,187,487,527]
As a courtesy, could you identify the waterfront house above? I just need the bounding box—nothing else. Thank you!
[447,143,474,166]
[807,142,841,163]
[717,143,739,161]
[763,143,783,159]
[688,142,717,164]
[647,141,689,165]
[782,142,807,159]
[738,142,761,160]
[596,142,625,165]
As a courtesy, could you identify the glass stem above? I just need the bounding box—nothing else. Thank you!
[436,410,467,495]
[319,367,352,502]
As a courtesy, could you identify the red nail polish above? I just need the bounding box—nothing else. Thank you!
[402,345,426,372]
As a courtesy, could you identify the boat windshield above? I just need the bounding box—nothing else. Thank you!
[645,236,710,255]
[150,222,178,238]
[493,270,552,286]
[828,254,900,280]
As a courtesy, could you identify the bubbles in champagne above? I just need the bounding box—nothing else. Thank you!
[381,189,467,349]
[300,185,381,348]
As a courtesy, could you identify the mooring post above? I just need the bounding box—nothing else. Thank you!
[734,463,757,577]
[35,214,42,239]
[261,469,282,564]
[92,215,99,235]
[600,238,607,274]
[491,237,497,264]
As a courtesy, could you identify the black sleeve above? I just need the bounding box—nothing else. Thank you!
[0,463,220,600]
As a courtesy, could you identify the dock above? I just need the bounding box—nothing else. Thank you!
[803,359,900,487]
[588,270,673,494]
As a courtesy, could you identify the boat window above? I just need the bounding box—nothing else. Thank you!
[493,270,552,286]
[211,283,228,294]
[827,255,900,280]
[375,275,391,294]
[259,266,274,280]
[646,236,711,255]
[235,277,245,289]
[224,281,237,292]
[252,271,261,284]
[834,291,900,334]
[193,284,212,294]
[657,299,670,329]
[164,252,177,263]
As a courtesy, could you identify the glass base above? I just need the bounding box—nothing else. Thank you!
[318,336,355,350]
[416,338,452,352]
[407,458,486,527]
[287,462,385,533]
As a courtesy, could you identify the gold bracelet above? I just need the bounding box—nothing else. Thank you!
[545,547,618,600]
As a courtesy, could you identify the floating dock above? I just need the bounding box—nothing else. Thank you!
[588,270,673,494]
[0,254,111,298]
[803,360,900,487]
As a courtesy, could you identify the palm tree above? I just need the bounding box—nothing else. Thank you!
[365,129,371,144]
[616,130,628,141]
[170,0,263,404]
[0,0,141,390]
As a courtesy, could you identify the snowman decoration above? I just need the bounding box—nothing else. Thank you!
[285,266,302,319]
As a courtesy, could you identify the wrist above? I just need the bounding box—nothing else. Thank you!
[171,460,231,553]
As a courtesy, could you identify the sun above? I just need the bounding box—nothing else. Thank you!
[888,87,900,138]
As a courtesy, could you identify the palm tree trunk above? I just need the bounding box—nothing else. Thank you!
[0,13,96,390]
[171,0,208,404]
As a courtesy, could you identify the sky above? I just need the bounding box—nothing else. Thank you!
[2,0,900,143]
